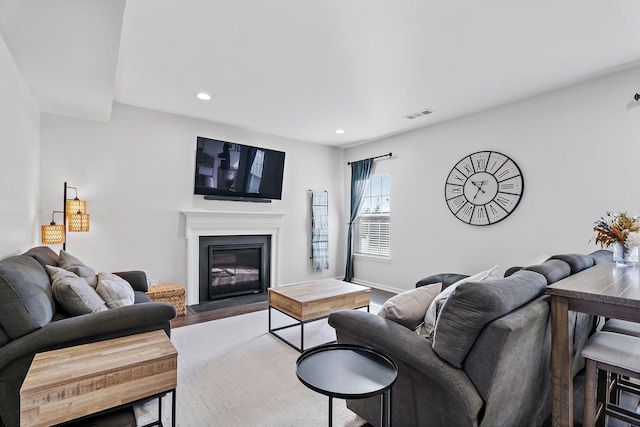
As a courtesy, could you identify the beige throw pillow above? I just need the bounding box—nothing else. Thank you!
[378,283,442,330]
[45,266,107,316]
[96,272,135,309]
[58,250,98,288]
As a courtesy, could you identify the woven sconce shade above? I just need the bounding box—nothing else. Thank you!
[41,224,65,244]
[68,213,90,232]
[65,199,86,217]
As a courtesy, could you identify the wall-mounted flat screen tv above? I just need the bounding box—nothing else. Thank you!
[194,136,286,201]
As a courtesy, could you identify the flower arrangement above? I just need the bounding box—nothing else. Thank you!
[593,212,640,248]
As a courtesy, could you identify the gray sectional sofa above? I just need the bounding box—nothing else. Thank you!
[0,246,177,427]
[329,250,613,427]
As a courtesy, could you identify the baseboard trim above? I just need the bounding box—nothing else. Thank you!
[350,278,403,295]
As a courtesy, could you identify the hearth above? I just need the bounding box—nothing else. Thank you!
[198,235,271,302]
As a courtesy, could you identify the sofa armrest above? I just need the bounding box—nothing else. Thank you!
[113,270,148,292]
[416,273,469,290]
[0,302,176,372]
[328,310,483,426]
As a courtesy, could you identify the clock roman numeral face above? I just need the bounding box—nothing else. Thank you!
[470,151,490,172]
[454,157,475,177]
[445,151,524,226]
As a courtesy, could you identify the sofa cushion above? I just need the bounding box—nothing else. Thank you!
[422,265,499,338]
[378,283,442,329]
[0,325,8,348]
[549,254,594,274]
[432,270,547,368]
[96,273,135,309]
[58,250,98,288]
[46,266,108,316]
[0,255,56,339]
[23,246,59,268]
[589,249,613,265]
[523,259,570,285]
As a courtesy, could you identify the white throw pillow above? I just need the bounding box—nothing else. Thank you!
[96,272,135,309]
[378,283,442,330]
[421,265,499,338]
[45,265,108,315]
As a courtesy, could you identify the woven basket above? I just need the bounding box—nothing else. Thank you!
[147,283,186,316]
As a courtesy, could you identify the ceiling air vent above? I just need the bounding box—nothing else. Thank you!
[404,109,434,120]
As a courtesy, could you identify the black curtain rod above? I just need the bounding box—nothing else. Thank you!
[347,152,392,165]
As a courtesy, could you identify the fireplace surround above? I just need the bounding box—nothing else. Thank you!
[183,211,286,306]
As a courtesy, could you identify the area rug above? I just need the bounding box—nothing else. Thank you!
[134,304,381,427]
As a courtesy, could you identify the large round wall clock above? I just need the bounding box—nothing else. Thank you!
[445,151,524,226]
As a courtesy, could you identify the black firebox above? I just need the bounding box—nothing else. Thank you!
[198,235,271,302]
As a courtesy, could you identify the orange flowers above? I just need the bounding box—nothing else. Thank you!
[593,212,640,248]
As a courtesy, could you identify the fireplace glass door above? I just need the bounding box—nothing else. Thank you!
[208,245,262,299]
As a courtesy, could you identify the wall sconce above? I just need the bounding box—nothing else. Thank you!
[41,211,65,244]
[41,182,90,250]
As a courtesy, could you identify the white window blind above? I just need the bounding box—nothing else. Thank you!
[355,175,390,257]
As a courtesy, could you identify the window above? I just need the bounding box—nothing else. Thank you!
[355,174,390,257]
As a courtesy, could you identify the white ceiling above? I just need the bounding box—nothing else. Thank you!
[2,0,640,147]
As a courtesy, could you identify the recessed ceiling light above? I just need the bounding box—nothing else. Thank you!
[196,92,211,101]
[335,129,345,134]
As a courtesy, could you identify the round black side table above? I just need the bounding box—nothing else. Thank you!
[296,343,398,427]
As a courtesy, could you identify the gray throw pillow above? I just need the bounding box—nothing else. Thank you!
[45,266,108,316]
[378,283,442,330]
[96,272,135,309]
[58,250,98,288]
[422,265,499,338]
[432,270,547,368]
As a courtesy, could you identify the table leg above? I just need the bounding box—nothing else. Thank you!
[328,396,333,427]
[550,296,572,427]
[381,388,391,427]
[171,389,176,427]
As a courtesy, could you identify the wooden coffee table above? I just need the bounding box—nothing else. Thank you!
[268,279,370,352]
[20,330,177,427]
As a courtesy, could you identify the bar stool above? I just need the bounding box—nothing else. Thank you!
[581,331,640,427]
[603,319,640,337]
[601,319,640,412]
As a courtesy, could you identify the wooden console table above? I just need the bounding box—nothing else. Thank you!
[546,262,640,427]
[20,330,178,427]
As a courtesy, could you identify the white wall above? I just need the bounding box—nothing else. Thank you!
[40,103,345,298]
[346,65,640,292]
[0,35,40,258]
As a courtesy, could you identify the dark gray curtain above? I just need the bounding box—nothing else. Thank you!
[344,158,374,282]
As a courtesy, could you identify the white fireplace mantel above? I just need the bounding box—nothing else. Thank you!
[182,210,286,305]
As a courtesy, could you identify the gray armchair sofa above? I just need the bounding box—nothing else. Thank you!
[0,246,177,427]
[328,251,612,427]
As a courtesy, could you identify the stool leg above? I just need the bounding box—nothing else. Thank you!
[596,368,607,427]
[583,359,598,427]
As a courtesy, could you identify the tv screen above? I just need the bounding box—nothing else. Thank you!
[194,136,286,201]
